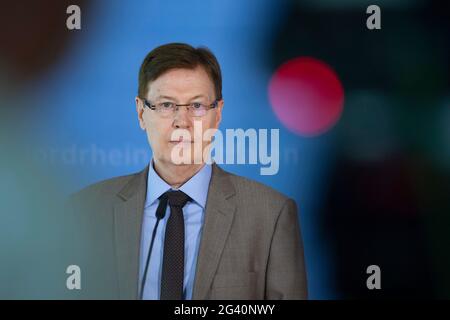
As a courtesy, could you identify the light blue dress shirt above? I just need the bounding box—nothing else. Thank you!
[139,161,212,299]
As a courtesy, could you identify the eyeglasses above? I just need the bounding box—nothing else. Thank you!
[142,98,220,117]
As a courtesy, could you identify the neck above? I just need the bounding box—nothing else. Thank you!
[153,159,205,189]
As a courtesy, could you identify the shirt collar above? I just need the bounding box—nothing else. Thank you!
[145,159,212,209]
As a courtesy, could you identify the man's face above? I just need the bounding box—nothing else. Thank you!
[136,66,223,166]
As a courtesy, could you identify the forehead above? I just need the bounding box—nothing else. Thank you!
[146,66,215,99]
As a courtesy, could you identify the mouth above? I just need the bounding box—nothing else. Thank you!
[169,139,193,144]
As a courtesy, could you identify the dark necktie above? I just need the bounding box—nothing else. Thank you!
[160,190,191,300]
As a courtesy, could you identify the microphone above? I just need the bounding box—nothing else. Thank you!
[139,192,168,300]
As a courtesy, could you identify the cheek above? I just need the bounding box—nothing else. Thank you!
[144,116,169,146]
[198,117,219,141]
[203,114,219,131]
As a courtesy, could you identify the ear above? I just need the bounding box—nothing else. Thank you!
[214,99,224,128]
[135,97,146,130]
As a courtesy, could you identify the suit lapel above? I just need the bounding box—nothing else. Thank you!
[113,166,149,299]
[192,164,236,299]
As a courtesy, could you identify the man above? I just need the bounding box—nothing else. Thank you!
[68,43,307,300]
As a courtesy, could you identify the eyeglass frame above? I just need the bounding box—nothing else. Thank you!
[141,97,221,117]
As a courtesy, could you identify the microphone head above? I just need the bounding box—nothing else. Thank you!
[156,193,168,219]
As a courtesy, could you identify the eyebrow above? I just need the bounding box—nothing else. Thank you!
[189,95,208,101]
[156,95,177,101]
[155,94,209,101]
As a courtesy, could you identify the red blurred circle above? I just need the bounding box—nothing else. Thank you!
[268,57,345,136]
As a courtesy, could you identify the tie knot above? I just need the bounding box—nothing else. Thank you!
[166,190,190,208]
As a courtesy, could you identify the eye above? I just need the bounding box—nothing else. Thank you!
[191,102,205,109]
[160,102,174,109]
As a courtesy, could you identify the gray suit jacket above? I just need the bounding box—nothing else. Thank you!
[67,164,307,299]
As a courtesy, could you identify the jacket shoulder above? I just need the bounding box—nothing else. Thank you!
[217,166,293,209]
[68,172,137,204]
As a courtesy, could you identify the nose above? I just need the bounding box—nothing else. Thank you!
[172,105,191,129]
